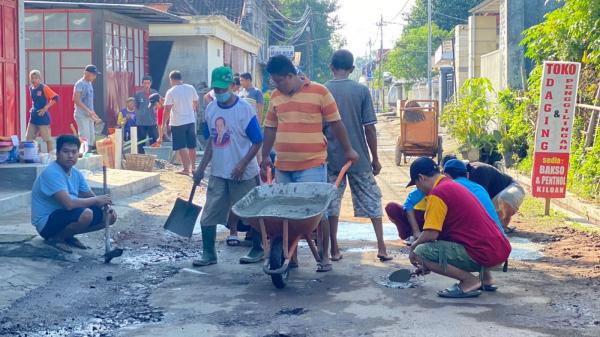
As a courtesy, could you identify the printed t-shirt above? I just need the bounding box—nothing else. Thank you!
[74,78,94,118]
[202,97,262,180]
[265,78,341,171]
[423,176,511,267]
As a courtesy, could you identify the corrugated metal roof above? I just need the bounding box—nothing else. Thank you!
[24,1,189,23]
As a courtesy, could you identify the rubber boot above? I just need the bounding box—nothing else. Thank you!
[239,228,264,264]
[193,225,217,267]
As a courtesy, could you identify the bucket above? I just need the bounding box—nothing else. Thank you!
[23,141,38,163]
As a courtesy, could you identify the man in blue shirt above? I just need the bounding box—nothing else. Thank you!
[443,159,505,234]
[385,188,427,245]
[31,135,116,253]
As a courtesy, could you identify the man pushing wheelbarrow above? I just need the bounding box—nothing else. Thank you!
[259,55,359,272]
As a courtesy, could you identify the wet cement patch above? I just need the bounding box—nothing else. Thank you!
[509,236,545,261]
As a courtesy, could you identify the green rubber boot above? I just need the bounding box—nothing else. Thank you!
[193,225,217,267]
[239,229,264,264]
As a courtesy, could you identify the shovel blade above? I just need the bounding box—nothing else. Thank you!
[389,269,413,283]
[164,198,202,238]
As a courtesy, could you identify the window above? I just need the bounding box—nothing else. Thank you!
[25,10,92,85]
[105,22,145,81]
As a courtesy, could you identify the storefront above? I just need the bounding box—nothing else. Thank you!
[23,2,185,136]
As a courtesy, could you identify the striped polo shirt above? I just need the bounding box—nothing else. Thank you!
[424,176,511,267]
[265,78,341,171]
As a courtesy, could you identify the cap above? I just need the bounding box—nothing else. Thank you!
[85,65,101,75]
[148,93,161,108]
[443,159,467,173]
[126,97,135,103]
[406,157,439,187]
[211,66,234,89]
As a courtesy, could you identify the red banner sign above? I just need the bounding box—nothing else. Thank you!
[531,61,581,198]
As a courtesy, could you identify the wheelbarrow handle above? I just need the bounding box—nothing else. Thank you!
[334,161,352,188]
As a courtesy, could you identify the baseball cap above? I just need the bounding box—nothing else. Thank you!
[211,66,234,89]
[148,93,161,108]
[443,159,468,173]
[85,64,101,75]
[406,157,440,187]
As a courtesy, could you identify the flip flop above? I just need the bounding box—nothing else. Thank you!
[316,262,332,272]
[482,284,499,292]
[65,237,90,249]
[176,171,191,176]
[437,283,482,298]
[44,239,73,253]
[377,255,393,262]
[226,235,241,246]
[331,254,343,262]
[504,227,516,234]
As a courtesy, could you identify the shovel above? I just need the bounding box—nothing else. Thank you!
[164,184,202,238]
[102,166,123,263]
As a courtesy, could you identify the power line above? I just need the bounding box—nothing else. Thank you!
[265,0,311,25]
[433,11,468,23]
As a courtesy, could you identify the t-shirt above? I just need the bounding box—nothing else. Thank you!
[202,97,262,180]
[117,108,136,132]
[468,162,514,199]
[164,84,199,126]
[265,78,341,171]
[29,83,59,125]
[403,188,427,212]
[423,176,511,267]
[239,87,265,122]
[31,161,91,232]
[324,79,376,173]
[135,89,159,126]
[74,78,94,119]
[454,177,504,234]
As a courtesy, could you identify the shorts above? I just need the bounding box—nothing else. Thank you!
[200,176,257,227]
[171,123,197,150]
[384,202,425,239]
[39,206,104,239]
[26,123,52,141]
[493,182,525,211]
[414,240,481,273]
[275,164,327,183]
[328,170,382,218]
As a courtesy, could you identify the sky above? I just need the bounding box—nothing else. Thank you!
[336,0,416,59]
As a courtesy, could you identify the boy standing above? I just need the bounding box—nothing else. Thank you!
[26,70,59,153]
[117,97,137,141]
[324,50,391,261]
[192,67,263,267]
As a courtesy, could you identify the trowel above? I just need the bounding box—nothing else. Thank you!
[102,166,123,263]
[389,269,417,283]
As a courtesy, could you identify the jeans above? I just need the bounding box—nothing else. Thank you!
[275,164,327,183]
[137,125,159,153]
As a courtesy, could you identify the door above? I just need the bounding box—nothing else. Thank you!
[0,0,19,136]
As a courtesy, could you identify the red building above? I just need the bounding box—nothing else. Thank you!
[0,0,21,137]
[23,1,185,136]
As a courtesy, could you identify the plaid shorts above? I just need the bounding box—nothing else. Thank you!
[327,170,383,218]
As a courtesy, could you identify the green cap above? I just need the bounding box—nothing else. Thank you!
[211,66,234,89]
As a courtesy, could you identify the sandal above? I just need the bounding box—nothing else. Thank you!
[44,239,73,253]
[482,284,499,292]
[65,237,89,249]
[504,227,516,234]
[331,254,343,262]
[316,262,332,273]
[226,235,241,246]
[377,254,393,262]
[437,283,482,298]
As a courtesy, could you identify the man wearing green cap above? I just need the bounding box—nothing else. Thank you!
[192,66,263,267]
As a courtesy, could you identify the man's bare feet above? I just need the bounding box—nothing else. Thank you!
[331,245,343,261]
[176,170,191,176]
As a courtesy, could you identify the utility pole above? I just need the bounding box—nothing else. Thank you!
[368,38,373,94]
[427,0,432,100]
[377,15,385,112]
[306,14,314,79]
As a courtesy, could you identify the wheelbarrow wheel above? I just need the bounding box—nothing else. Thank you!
[269,237,289,289]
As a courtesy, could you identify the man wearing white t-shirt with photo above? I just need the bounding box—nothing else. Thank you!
[160,70,200,176]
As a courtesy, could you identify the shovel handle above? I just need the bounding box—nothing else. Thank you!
[334,161,352,188]
[188,184,197,204]
[102,166,108,195]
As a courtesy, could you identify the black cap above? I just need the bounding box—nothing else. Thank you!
[85,64,101,75]
[148,93,161,108]
[407,157,439,187]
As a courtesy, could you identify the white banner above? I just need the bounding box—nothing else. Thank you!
[269,45,295,59]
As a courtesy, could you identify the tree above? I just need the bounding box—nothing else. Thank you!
[385,24,450,82]
[276,0,340,83]
[404,0,484,31]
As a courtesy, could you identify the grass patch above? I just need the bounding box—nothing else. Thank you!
[566,221,600,235]
[518,196,568,228]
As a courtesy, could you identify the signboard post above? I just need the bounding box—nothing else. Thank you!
[268,46,295,59]
[531,61,581,215]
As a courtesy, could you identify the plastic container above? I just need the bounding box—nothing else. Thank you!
[23,141,38,163]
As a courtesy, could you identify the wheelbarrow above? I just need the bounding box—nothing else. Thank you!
[232,162,351,289]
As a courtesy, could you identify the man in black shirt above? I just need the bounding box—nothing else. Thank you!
[467,162,525,233]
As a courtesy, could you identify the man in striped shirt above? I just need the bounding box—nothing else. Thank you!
[261,55,359,272]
